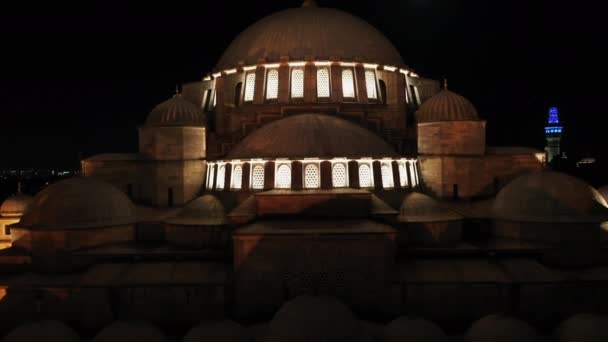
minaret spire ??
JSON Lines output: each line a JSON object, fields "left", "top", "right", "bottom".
{"left": 17, "top": 181, "right": 22, "bottom": 195}
{"left": 443, "top": 78, "right": 448, "bottom": 90}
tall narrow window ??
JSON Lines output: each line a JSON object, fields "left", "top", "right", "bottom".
{"left": 399, "top": 162, "right": 408, "bottom": 187}
{"left": 358, "top": 164, "right": 373, "bottom": 188}
{"left": 207, "top": 164, "right": 215, "bottom": 189}
{"left": 332, "top": 163, "right": 347, "bottom": 188}
{"left": 275, "top": 164, "right": 292, "bottom": 189}
{"left": 291, "top": 68, "right": 304, "bottom": 98}
{"left": 266, "top": 69, "right": 279, "bottom": 100}
{"left": 379, "top": 79, "right": 387, "bottom": 105}
{"left": 251, "top": 165, "right": 265, "bottom": 190}
{"left": 244, "top": 73, "right": 256, "bottom": 102}
{"left": 231, "top": 165, "right": 243, "bottom": 190}
{"left": 408, "top": 161, "right": 417, "bottom": 187}
{"left": 342, "top": 69, "right": 355, "bottom": 98}
{"left": 216, "top": 165, "right": 226, "bottom": 190}
{"left": 317, "top": 68, "right": 330, "bottom": 98}
{"left": 304, "top": 164, "right": 320, "bottom": 189}
{"left": 381, "top": 164, "right": 393, "bottom": 189}
{"left": 365, "top": 70, "right": 378, "bottom": 100}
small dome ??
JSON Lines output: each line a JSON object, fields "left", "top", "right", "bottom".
{"left": 183, "top": 320, "right": 250, "bottom": 342}
{"left": 398, "top": 193, "right": 463, "bottom": 222}
{"left": 385, "top": 317, "right": 449, "bottom": 342}
{"left": 164, "top": 195, "right": 227, "bottom": 225}
{"left": 267, "top": 295, "right": 366, "bottom": 342}
{"left": 464, "top": 314, "right": 540, "bottom": 342}
{"left": 598, "top": 185, "right": 608, "bottom": 203}
{"left": 227, "top": 114, "right": 398, "bottom": 159}
{"left": 18, "top": 178, "right": 137, "bottom": 230}
{"left": 493, "top": 171, "right": 608, "bottom": 223}
{"left": 0, "top": 194, "right": 32, "bottom": 217}
{"left": 2, "top": 320, "right": 80, "bottom": 342}
{"left": 92, "top": 321, "right": 165, "bottom": 342}
{"left": 554, "top": 313, "right": 608, "bottom": 342}
{"left": 145, "top": 94, "right": 205, "bottom": 127}
{"left": 417, "top": 90, "right": 479, "bottom": 123}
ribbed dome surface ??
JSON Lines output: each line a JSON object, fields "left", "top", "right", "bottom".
{"left": 493, "top": 171, "right": 608, "bottom": 223}
{"left": 226, "top": 114, "right": 398, "bottom": 159}
{"left": 417, "top": 90, "right": 479, "bottom": 123}
{"left": 216, "top": 4, "right": 404, "bottom": 70}
{"left": 2, "top": 320, "right": 80, "bottom": 342}
{"left": 398, "top": 193, "right": 463, "bottom": 222}
{"left": 145, "top": 94, "right": 205, "bottom": 127}
{"left": 164, "top": 195, "right": 227, "bottom": 226}
{"left": 554, "top": 313, "right": 608, "bottom": 342}
{"left": 385, "top": 317, "right": 449, "bottom": 342}
{"left": 464, "top": 314, "right": 541, "bottom": 342}
{"left": 0, "top": 194, "right": 32, "bottom": 217}
{"left": 183, "top": 320, "right": 250, "bottom": 342}
{"left": 17, "top": 178, "right": 137, "bottom": 230}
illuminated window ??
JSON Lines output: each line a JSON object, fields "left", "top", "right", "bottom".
{"left": 275, "top": 163, "right": 292, "bottom": 189}
{"left": 317, "top": 68, "right": 330, "bottom": 98}
{"left": 365, "top": 70, "right": 378, "bottom": 99}
{"left": 358, "top": 163, "right": 373, "bottom": 188}
{"left": 304, "top": 164, "right": 320, "bottom": 189}
{"left": 231, "top": 165, "right": 243, "bottom": 190}
{"left": 381, "top": 164, "right": 393, "bottom": 189}
{"left": 266, "top": 69, "right": 279, "bottom": 100}
{"left": 291, "top": 68, "right": 304, "bottom": 98}
{"left": 216, "top": 165, "right": 226, "bottom": 190}
{"left": 332, "top": 163, "right": 348, "bottom": 188}
{"left": 212, "top": 91, "right": 217, "bottom": 108}
{"left": 342, "top": 69, "right": 355, "bottom": 98}
{"left": 413, "top": 162, "right": 420, "bottom": 187}
{"left": 207, "top": 164, "right": 215, "bottom": 189}
{"left": 399, "top": 162, "right": 408, "bottom": 187}
{"left": 244, "top": 73, "right": 256, "bottom": 102}
{"left": 408, "top": 161, "right": 417, "bottom": 187}
{"left": 251, "top": 165, "right": 265, "bottom": 190}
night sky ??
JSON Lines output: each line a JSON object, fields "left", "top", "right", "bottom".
{"left": 0, "top": 0, "right": 601, "bottom": 170}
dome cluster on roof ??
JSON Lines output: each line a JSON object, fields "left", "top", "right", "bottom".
{"left": 398, "top": 192, "right": 463, "bottom": 222}
{"left": 216, "top": 2, "right": 404, "bottom": 70}
{"left": 417, "top": 89, "right": 479, "bottom": 123}
{"left": 183, "top": 320, "right": 249, "bottom": 342}
{"left": 493, "top": 171, "right": 608, "bottom": 223}
{"left": 18, "top": 178, "right": 137, "bottom": 230}
{"left": 0, "top": 194, "right": 32, "bottom": 218}
{"left": 91, "top": 321, "right": 165, "bottom": 342}
{"left": 385, "top": 317, "right": 449, "bottom": 342}
{"left": 554, "top": 313, "right": 608, "bottom": 342}
{"left": 164, "top": 195, "right": 227, "bottom": 226}
{"left": 145, "top": 94, "right": 205, "bottom": 127}
{"left": 227, "top": 113, "right": 398, "bottom": 159}
{"left": 2, "top": 320, "right": 80, "bottom": 342}
{"left": 464, "top": 314, "right": 541, "bottom": 342}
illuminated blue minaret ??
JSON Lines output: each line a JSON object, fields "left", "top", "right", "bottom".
{"left": 545, "top": 107, "right": 563, "bottom": 163}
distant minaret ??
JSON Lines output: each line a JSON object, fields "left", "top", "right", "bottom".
{"left": 545, "top": 107, "right": 563, "bottom": 163}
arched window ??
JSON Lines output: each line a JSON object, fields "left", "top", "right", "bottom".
{"left": 332, "top": 163, "right": 348, "bottom": 188}
{"left": 304, "top": 164, "right": 320, "bottom": 189}
{"left": 342, "top": 69, "right": 355, "bottom": 98}
{"left": 317, "top": 68, "right": 330, "bottom": 98}
{"left": 365, "top": 70, "right": 378, "bottom": 100}
{"left": 231, "top": 165, "right": 243, "bottom": 190}
{"left": 266, "top": 69, "right": 279, "bottom": 100}
{"left": 358, "top": 163, "right": 373, "bottom": 188}
{"left": 244, "top": 73, "right": 256, "bottom": 102}
{"left": 216, "top": 165, "right": 226, "bottom": 190}
{"left": 275, "top": 164, "right": 292, "bottom": 189}
{"left": 291, "top": 68, "right": 304, "bottom": 98}
{"left": 408, "top": 161, "right": 417, "bottom": 187}
{"left": 399, "top": 162, "right": 408, "bottom": 187}
{"left": 381, "top": 164, "right": 393, "bottom": 189}
{"left": 251, "top": 165, "right": 265, "bottom": 190}
{"left": 207, "top": 164, "right": 215, "bottom": 189}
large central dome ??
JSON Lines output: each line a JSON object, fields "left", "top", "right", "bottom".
{"left": 216, "top": 2, "right": 405, "bottom": 70}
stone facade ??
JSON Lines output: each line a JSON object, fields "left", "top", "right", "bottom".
{"left": 81, "top": 157, "right": 139, "bottom": 197}
{"left": 418, "top": 121, "right": 486, "bottom": 155}
{"left": 138, "top": 161, "right": 206, "bottom": 207}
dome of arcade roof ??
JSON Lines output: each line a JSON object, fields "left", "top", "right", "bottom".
{"left": 91, "top": 321, "right": 165, "bottom": 342}
{"left": 464, "top": 314, "right": 541, "bottom": 342}
{"left": 554, "top": 313, "right": 608, "bottom": 342}
{"left": 0, "top": 194, "right": 32, "bottom": 218}
{"left": 385, "top": 317, "right": 449, "bottom": 342}
{"left": 216, "top": 1, "right": 405, "bottom": 70}
{"left": 145, "top": 94, "right": 205, "bottom": 127}
{"left": 183, "top": 320, "right": 250, "bottom": 342}
{"left": 226, "top": 113, "right": 398, "bottom": 159}
{"left": 2, "top": 320, "right": 80, "bottom": 342}
{"left": 417, "top": 89, "right": 479, "bottom": 123}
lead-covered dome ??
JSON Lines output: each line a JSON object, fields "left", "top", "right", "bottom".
{"left": 18, "top": 178, "right": 137, "bottom": 230}
{"left": 2, "top": 320, "right": 80, "bottom": 342}
{"left": 0, "top": 194, "right": 32, "bottom": 217}
{"left": 493, "top": 171, "right": 608, "bottom": 223}
{"left": 464, "top": 314, "right": 541, "bottom": 342}
{"left": 417, "top": 90, "right": 479, "bottom": 123}
{"left": 226, "top": 114, "right": 398, "bottom": 159}
{"left": 216, "top": 2, "right": 404, "bottom": 70}
{"left": 385, "top": 317, "right": 449, "bottom": 342}
{"left": 145, "top": 94, "right": 205, "bottom": 127}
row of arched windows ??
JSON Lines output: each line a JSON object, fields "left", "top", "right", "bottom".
{"left": 206, "top": 159, "right": 419, "bottom": 192}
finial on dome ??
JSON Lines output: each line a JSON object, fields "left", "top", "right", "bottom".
{"left": 17, "top": 181, "right": 22, "bottom": 194}
{"left": 302, "top": 0, "right": 317, "bottom": 7}
{"left": 443, "top": 78, "right": 448, "bottom": 90}
{"left": 175, "top": 84, "right": 181, "bottom": 95}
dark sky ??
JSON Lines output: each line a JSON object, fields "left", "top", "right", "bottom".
{"left": 0, "top": 0, "right": 601, "bottom": 169}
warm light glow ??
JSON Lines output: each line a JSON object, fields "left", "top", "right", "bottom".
{"left": 251, "top": 165, "right": 265, "bottom": 190}
{"left": 304, "top": 164, "right": 320, "bottom": 189}
{"left": 314, "top": 61, "right": 332, "bottom": 66}
{"left": 203, "top": 76, "right": 212, "bottom": 81}
{"left": 244, "top": 73, "right": 256, "bottom": 102}
{"left": 275, "top": 163, "right": 292, "bottom": 189}
{"left": 288, "top": 61, "right": 307, "bottom": 67}
{"left": 216, "top": 164, "right": 226, "bottom": 190}
{"left": 212, "top": 72, "right": 222, "bottom": 78}
{"left": 358, "top": 163, "right": 373, "bottom": 188}
{"left": 365, "top": 70, "right": 378, "bottom": 99}
{"left": 225, "top": 69, "right": 237, "bottom": 75}
{"left": 265, "top": 63, "right": 281, "bottom": 69}
{"left": 383, "top": 66, "right": 397, "bottom": 72}
{"left": 332, "top": 163, "right": 348, "bottom": 188}
{"left": 410, "top": 72, "right": 419, "bottom": 77}
{"left": 381, "top": 164, "right": 394, "bottom": 189}
{"left": 208, "top": 164, "right": 216, "bottom": 189}
{"left": 0, "top": 287, "right": 6, "bottom": 302}
{"left": 342, "top": 69, "right": 355, "bottom": 98}
{"left": 399, "top": 162, "right": 408, "bottom": 187}
{"left": 243, "top": 65, "right": 257, "bottom": 71}
{"left": 363, "top": 63, "right": 379, "bottom": 69}
{"left": 231, "top": 165, "right": 243, "bottom": 190}
{"left": 317, "top": 68, "right": 331, "bottom": 98}
{"left": 340, "top": 62, "right": 356, "bottom": 67}
{"left": 399, "top": 69, "right": 409, "bottom": 75}
{"left": 266, "top": 69, "right": 279, "bottom": 100}
{"left": 291, "top": 68, "right": 305, "bottom": 98}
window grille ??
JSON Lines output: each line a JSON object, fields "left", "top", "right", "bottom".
{"left": 276, "top": 164, "right": 292, "bottom": 189}
{"left": 317, "top": 68, "right": 330, "bottom": 98}
{"left": 232, "top": 165, "right": 243, "bottom": 190}
{"left": 266, "top": 69, "right": 279, "bottom": 100}
{"left": 291, "top": 68, "right": 304, "bottom": 98}
{"left": 216, "top": 165, "right": 226, "bottom": 190}
{"left": 244, "top": 73, "right": 256, "bottom": 102}
{"left": 332, "top": 163, "right": 347, "bottom": 188}
{"left": 358, "top": 164, "right": 372, "bottom": 188}
{"left": 365, "top": 70, "right": 378, "bottom": 99}
{"left": 342, "top": 69, "right": 355, "bottom": 98}
{"left": 251, "top": 165, "right": 265, "bottom": 190}
{"left": 304, "top": 164, "right": 320, "bottom": 189}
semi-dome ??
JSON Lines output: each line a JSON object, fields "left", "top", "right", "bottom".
{"left": 91, "top": 321, "right": 165, "bottom": 342}
{"left": 2, "top": 320, "right": 80, "bottom": 342}
{"left": 464, "top": 314, "right": 541, "bottom": 342}
{"left": 145, "top": 94, "right": 205, "bottom": 127}
{"left": 216, "top": 2, "right": 404, "bottom": 70}
{"left": 226, "top": 113, "right": 398, "bottom": 159}
{"left": 164, "top": 195, "right": 227, "bottom": 225}
{"left": 554, "top": 313, "right": 608, "bottom": 342}
{"left": 385, "top": 317, "right": 449, "bottom": 342}
{"left": 183, "top": 320, "right": 250, "bottom": 342}
{"left": 398, "top": 193, "right": 463, "bottom": 222}
{"left": 0, "top": 194, "right": 32, "bottom": 217}
{"left": 417, "top": 89, "right": 479, "bottom": 123}
{"left": 493, "top": 171, "right": 608, "bottom": 223}
{"left": 18, "top": 178, "right": 137, "bottom": 230}
{"left": 266, "top": 295, "right": 366, "bottom": 342}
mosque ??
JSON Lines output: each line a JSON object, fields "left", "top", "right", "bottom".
{"left": 1, "top": 1, "right": 608, "bottom": 341}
